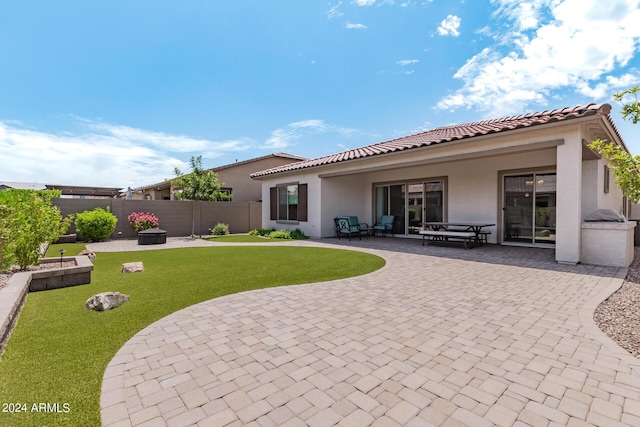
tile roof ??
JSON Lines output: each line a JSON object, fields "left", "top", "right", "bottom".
{"left": 251, "top": 103, "right": 621, "bottom": 178}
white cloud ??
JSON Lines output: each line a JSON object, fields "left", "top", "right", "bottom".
{"left": 0, "top": 119, "right": 252, "bottom": 188}
{"left": 576, "top": 72, "right": 640, "bottom": 98}
{"left": 327, "top": 2, "right": 343, "bottom": 19}
{"left": 397, "top": 59, "right": 419, "bottom": 66}
{"left": 491, "top": 0, "right": 551, "bottom": 31}
{"left": 345, "top": 21, "right": 368, "bottom": 29}
{"left": 438, "top": 0, "right": 640, "bottom": 115}
{"left": 263, "top": 120, "right": 360, "bottom": 149}
{"left": 353, "top": 0, "right": 376, "bottom": 5}
{"left": 289, "top": 119, "right": 329, "bottom": 131}
{"left": 437, "top": 15, "right": 461, "bottom": 37}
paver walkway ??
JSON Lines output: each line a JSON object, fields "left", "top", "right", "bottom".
{"left": 98, "top": 238, "right": 640, "bottom": 426}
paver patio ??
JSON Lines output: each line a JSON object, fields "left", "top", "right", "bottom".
{"left": 98, "top": 238, "right": 640, "bottom": 426}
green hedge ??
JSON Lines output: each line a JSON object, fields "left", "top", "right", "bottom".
{"left": 75, "top": 207, "right": 118, "bottom": 242}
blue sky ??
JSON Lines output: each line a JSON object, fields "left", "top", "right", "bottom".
{"left": 1, "top": 0, "right": 640, "bottom": 188}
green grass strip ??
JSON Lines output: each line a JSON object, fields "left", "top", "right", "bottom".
{"left": 203, "top": 235, "right": 280, "bottom": 243}
{"left": 44, "top": 243, "right": 87, "bottom": 257}
{"left": 0, "top": 245, "right": 384, "bottom": 426}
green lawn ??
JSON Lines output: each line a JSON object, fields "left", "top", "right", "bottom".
{"left": 0, "top": 245, "right": 384, "bottom": 426}
{"left": 204, "top": 234, "right": 280, "bottom": 243}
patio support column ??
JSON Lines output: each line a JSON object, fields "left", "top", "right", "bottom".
{"left": 555, "top": 131, "right": 583, "bottom": 264}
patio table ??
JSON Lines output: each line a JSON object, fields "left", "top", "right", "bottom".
{"left": 423, "top": 222, "right": 495, "bottom": 247}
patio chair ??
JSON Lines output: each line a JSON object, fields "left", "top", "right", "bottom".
{"left": 372, "top": 215, "right": 394, "bottom": 237}
{"left": 334, "top": 216, "right": 369, "bottom": 240}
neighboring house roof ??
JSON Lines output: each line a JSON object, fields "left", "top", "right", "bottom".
{"left": 45, "top": 184, "right": 122, "bottom": 197}
{"left": 0, "top": 182, "right": 121, "bottom": 197}
{"left": 0, "top": 181, "right": 48, "bottom": 190}
{"left": 213, "top": 152, "right": 307, "bottom": 172}
{"left": 250, "top": 103, "right": 624, "bottom": 178}
{"left": 134, "top": 152, "right": 308, "bottom": 191}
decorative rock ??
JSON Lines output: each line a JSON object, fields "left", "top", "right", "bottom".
{"left": 78, "top": 249, "right": 96, "bottom": 260}
{"left": 122, "top": 262, "right": 143, "bottom": 273}
{"left": 85, "top": 292, "right": 129, "bottom": 311}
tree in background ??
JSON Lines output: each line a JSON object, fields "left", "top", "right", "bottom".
{"left": 172, "top": 155, "right": 231, "bottom": 202}
{"left": 172, "top": 155, "right": 231, "bottom": 236}
{"left": 588, "top": 85, "right": 640, "bottom": 203}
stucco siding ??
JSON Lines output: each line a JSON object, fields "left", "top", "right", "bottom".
{"left": 320, "top": 175, "right": 368, "bottom": 237}
{"left": 218, "top": 157, "right": 304, "bottom": 202}
{"left": 261, "top": 172, "right": 323, "bottom": 236}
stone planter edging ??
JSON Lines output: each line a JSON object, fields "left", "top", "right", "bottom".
{"left": 29, "top": 256, "right": 94, "bottom": 292}
{"left": 0, "top": 256, "right": 93, "bottom": 355}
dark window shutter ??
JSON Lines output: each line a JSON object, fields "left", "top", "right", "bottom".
{"left": 298, "top": 183, "right": 308, "bottom": 222}
{"left": 270, "top": 187, "right": 277, "bottom": 220}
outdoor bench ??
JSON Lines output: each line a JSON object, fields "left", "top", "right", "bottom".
{"left": 419, "top": 230, "right": 476, "bottom": 249}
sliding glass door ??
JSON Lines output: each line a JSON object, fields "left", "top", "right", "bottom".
{"left": 375, "top": 180, "right": 444, "bottom": 236}
{"left": 503, "top": 173, "right": 556, "bottom": 245}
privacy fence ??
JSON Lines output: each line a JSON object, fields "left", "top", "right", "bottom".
{"left": 52, "top": 199, "right": 262, "bottom": 239}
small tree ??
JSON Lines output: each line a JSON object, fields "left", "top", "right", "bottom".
{"left": 588, "top": 85, "right": 640, "bottom": 203}
{"left": 172, "top": 156, "right": 231, "bottom": 202}
{"left": 172, "top": 155, "right": 231, "bottom": 236}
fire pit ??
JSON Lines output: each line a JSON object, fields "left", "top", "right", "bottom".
{"left": 137, "top": 229, "right": 167, "bottom": 245}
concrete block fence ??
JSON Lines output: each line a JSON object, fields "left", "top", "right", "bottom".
{"left": 52, "top": 199, "right": 262, "bottom": 240}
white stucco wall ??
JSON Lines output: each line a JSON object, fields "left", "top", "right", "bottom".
{"left": 555, "top": 131, "right": 583, "bottom": 264}
{"left": 597, "top": 159, "right": 626, "bottom": 214}
{"left": 320, "top": 174, "right": 369, "bottom": 237}
{"left": 581, "top": 222, "right": 635, "bottom": 267}
{"left": 581, "top": 159, "right": 599, "bottom": 220}
{"left": 259, "top": 172, "right": 323, "bottom": 237}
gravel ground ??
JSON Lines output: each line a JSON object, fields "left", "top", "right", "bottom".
{"left": 594, "top": 247, "right": 640, "bottom": 358}
{"left": 0, "top": 260, "right": 75, "bottom": 290}
{"left": 0, "top": 251, "right": 638, "bottom": 359}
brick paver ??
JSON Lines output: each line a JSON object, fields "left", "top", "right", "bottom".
{"left": 99, "top": 237, "right": 640, "bottom": 426}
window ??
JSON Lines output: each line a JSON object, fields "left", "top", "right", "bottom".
{"left": 604, "top": 165, "right": 610, "bottom": 194}
{"left": 374, "top": 180, "right": 444, "bottom": 235}
{"left": 270, "top": 183, "right": 307, "bottom": 222}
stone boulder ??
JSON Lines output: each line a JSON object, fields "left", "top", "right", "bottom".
{"left": 85, "top": 292, "right": 129, "bottom": 311}
{"left": 122, "top": 262, "right": 143, "bottom": 273}
{"left": 78, "top": 249, "right": 96, "bottom": 260}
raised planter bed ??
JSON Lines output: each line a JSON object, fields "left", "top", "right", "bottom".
{"left": 0, "top": 256, "right": 93, "bottom": 355}
{"left": 29, "top": 256, "right": 94, "bottom": 292}
{"left": 138, "top": 229, "right": 167, "bottom": 245}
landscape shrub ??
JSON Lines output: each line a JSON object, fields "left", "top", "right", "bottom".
{"left": 248, "top": 228, "right": 275, "bottom": 237}
{"left": 269, "top": 230, "right": 292, "bottom": 239}
{"left": 128, "top": 212, "right": 159, "bottom": 234}
{"left": 0, "top": 189, "right": 71, "bottom": 270}
{"left": 75, "top": 207, "right": 117, "bottom": 242}
{"left": 211, "top": 223, "right": 230, "bottom": 236}
{"left": 248, "top": 228, "right": 306, "bottom": 240}
{"left": 290, "top": 228, "right": 308, "bottom": 240}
